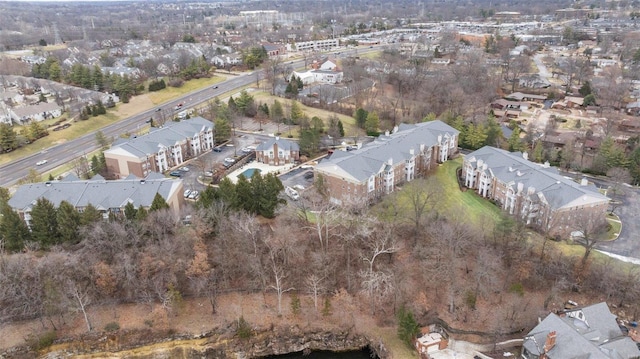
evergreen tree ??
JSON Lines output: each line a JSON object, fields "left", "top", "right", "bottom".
{"left": 124, "top": 202, "right": 137, "bottom": 220}
{"left": 27, "top": 121, "right": 48, "bottom": 141}
{"left": 259, "top": 173, "right": 285, "bottom": 218}
{"left": 249, "top": 171, "right": 265, "bottom": 214}
{"left": 508, "top": 127, "right": 526, "bottom": 152}
{"left": 484, "top": 115, "right": 503, "bottom": 147}
{"left": 81, "top": 203, "right": 103, "bottom": 225}
{"left": 338, "top": 120, "right": 345, "bottom": 137}
{"left": 299, "top": 128, "right": 321, "bottom": 156}
{"left": 0, "top": 123, "right": 18, "bottom": 152}
{"left": 464, "top": 123, "right": 488, "bottom": 150}
{"left": 235, "top": 175, "right": 253, "bottom": 212}
{"left": 228, "top": 96, "right": 238, "bottom": 114}
{"left": 579, "top": 81, "right": 593, "bottom": 97}
{"left": 30, "top": 198, "right": 60, "bottom": 247}
{"left": 365, "top": 111, "right": 380, "bottom": 135}
{"left": 235, "top": 90, "right": 255, "bottom": 116}
{"left": 311, "top": 116, "right": 324, "bottom": 133}
{"left": 136, "top": 206, "right": 148, "bottom": 221}
{"left": 149, "top": 193, "right": 169, "bottom": 211}
{"left": 354, "top": 108, "right": 368, "bottom": 129}
{"left": 0, "top": 205, "right": 30, "bottom": 252}
{"left": 217, "top": 177, "right": 238, "bottom": 208}
{"left": 214, "top": 118, "right": 232, "bottom": 143}
{"left": 397, "top": 306, "right": 420, "bottom": 348}
{"left": 195, "top": 187, "right": 218, "bottom": 209}
{"left": 532, "top": 141, "right": 545, "bottom": 163}
{"left": 57, "top": 201, "right": 81, "bottom": 244}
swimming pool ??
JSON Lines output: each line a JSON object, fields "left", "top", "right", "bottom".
{"left": 240, "top": 168, "right": 262, "bottom": 178}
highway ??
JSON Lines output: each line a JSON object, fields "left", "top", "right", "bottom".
{"left": 0, "top": 46, "right": 377, "bottom": 187}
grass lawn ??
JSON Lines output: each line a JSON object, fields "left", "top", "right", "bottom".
{"left": 0, "top": 112, "right": 122, "bottom": 165}
{"left": 434, "top": 158, "right": 505, "bottom": 226}
{"left": 147, "top": 77, "right": 224, "bottom": 105}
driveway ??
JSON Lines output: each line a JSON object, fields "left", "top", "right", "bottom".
{"left": 596, "top": 187, "right": 640, "bottom": 259}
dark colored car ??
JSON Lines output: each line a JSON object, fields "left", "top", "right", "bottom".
{"left": 304, "top": 171, "right": 314, "bottom": 180}
{"left": 169, "top": 171, "right": 182, "bottom": 177}
{"left": 213, "top": 147, "right": 223, "bottom": 152}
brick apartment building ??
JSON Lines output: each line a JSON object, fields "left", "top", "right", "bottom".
{"left": 255, "top": 137, "right": 300, "bottom": 166}
{"left": 463, "top": 146, "right": 609, "bottom": 238}
{"left": 314, "top": 120, "right": 459, "bottom": 205}
{"left": 104, "top": 117, "right": 214, "bottom": 178}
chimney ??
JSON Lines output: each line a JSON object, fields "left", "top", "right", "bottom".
{"left": 523, "top": 152, "right": 529, "bottom": 160}
{"left": 580, "top": 178, "right": 588, "bottom": 186}
{"left": 543, "top": 331, "right": 557, "bottom": 353}
{"left": 385, "top": 130, "right": 390, "bottom": 136}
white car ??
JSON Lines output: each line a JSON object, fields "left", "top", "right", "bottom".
{"left": 178, "top": 166, "right": 189, "bottom": 172}
{"left": 188, "top": 190, "right": 199, "bottom": 199}
{"left": 183, "top": 189, "right": 192, "bottom": 198}
{"left": 224, "top": 158, "right": 236, "bottom": 164}
{"left": 36, "top": 160, "right": 48, "bottom": 166}
{"left": 204, "top": 171, "right": 214, "bottom": 177}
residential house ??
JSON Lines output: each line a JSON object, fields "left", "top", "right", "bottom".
{"left": 522, "top": 302, "right": 640, "bottom": 359}
{"left": 491, "top": 99, "right": 528, "bottom": 111}
{"left": 626, "top": 101, "right": 640, "bottom": 116}
{"left": 462, "top": 146, "right": 609, "bottom": 238}
{"left": 415, "top": 332, "right": 449, "bottom": 358}
{"left": 10, "top": 102, "right": 63, "bottom": 124}
{"left": 104, "top": 117, "right": 214, "bottom": 178}
{"left": 255, "top": 137, "right": 300, "bottom": 166}
{"left": 506, "top": 92, "right": 547, "bottom": 103}
{"left": 7, "top": 173, "right": 184, "bottom": 225}
{"left": 552, "top": 96, "right": 584, "bottom": 109}
{"left": 290, "top": 68, "right": 344, "bottom": 85}
{"left": 262, "top": 43, "right": 286, "bottom": 58}
{"left": 518, "top": 74, "right": 552, "bottom": 89}
{"left": 315, "top": 120, "right": 459, "bottom": 205}
{"left": 101, "top": 66, "right": 142, "bottom": 79}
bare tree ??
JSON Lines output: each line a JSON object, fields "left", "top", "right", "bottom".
{"left": 305, "top": 274, "right": 325, "bottom": 313}
{"left": 269, "top": 252, "right": 293, "bottom": 316}
{"left": 400, "top": 177, "right": 441, "bottom": 235}
{"left": 65, "top": 279, "right": 93, "bottom": 331}
{"left": 606, "top": 167, "right": 631, "bottom": 215}
{"left": 572, "top": 210, "right": 609, "bottom": 272}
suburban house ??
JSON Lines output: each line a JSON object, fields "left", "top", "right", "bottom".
{"left": 315, "top": 120, "right": 459, "bottom": 205}
{"left": 522, "top": 302, "right": 640, "bottom": 359}
{"left": 10, "top": 102, "right": 63, "bottom": 124}
{"left": 552, "top": 96, "right": 585, "bottom": 109}
{"left": 262, "top": 43, "right": 286, "bottom": 57}
{"left": 104, "top": 117, "right": 214, "bottom": 178}
{"left": 462, "top": 146, "right": 609, "bottom": 238}
{"left": 415, "top": 331, "right": 449, "bottom": 358}
{"left": 7, "top": 173, "right": 184, "bottom": 225}
{"left": 255, "top": 137, "right": 300, "bottom": 166}
{"left": 290, "top": 61, "right": 344, "bottom": 85}
{"left": 505, "top": 92, "right": 547, "bottom": 103}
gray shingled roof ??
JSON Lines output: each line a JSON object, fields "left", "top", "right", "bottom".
{"left": 523, "top": 302, "right": 640, "bottom": 359}
{"left": 256, "top": 137, "right": 300, "bottom": 152}
{"left": 106, "top": 117, "right": 214, "bottom": 158}
{"left": 316, "top": 120, "right": 458, "bottom": 182}
{"left": 8, "top": 175, "right": 181, "bottom": 211}
{"left": 466, "top": 146, "right": 608, "bottom": 210}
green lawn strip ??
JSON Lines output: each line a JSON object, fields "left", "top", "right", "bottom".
{"left": 434, "top": 158, "right": 505, "bottom": 226}
{"left": 147, "top": 77, "right": 223, "bottom": 105}
{"left": 0, "top": 113, "right": 121, "bottom": 165}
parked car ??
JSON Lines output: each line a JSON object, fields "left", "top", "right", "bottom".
{"left": 293, "top": 184, "right": 305, "bottom": 191}
{"left": 36, "top": 160, "right": 48, "bottom": 166}
{"left": 224, "top": 158, "right": 236, "bottom": 164}
{"left": 285, "top": 186, "right": 300, "bottom": 200}
{"left": 241, "top": 147, "right": 252, "bottom": 153}
{"left": 213, "top": 147, "right": 223, "bottom": 152}
{"left": 169, "top": 171, "right": 182, "bottom": 177}
{"left": 204, "top": 171, "right": 214, "bottom": 177}
{"left": 188, "top": 190, "right": 199, "bottom": 199}
{"left": 178, "top": 166, "right": 189, "bottom": 172}
{"left": 183, "top": 189, "right": 192, "bottom": 198}
{"left": 304, "top": 171, "right": 314, "bottom": 180}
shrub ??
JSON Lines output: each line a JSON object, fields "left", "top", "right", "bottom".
{"left": 290, "top": 292, "right": 301, "bottom": 316}
{"left": 509, "top": 282, "right": 525, "bottom": 296}
{"left": 26, "top": 330, "right": 57, "bottom": 351}
{"left": 104, "top": 322, "right": 120, "bottom": 332}
{"left": 236, "top": 316, "right": 252, "bottom": 339}
{"left": 322, "top": 297, "right": 332, "bottom": 317}
{"left": 168, "top": 78, "right": 184, "bottom": 88}
{"left": 397, "top": 306, "right": 420, "bottom": 348}
{"left": 148, "top": 79, "right": 167, "bottom": 92}
{"left": 464, "top": 290, "right": 477, "bottom": 310}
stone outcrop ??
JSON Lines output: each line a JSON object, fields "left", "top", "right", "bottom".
{"left": 9, "top": 325, "right": 386, "bottom": 359}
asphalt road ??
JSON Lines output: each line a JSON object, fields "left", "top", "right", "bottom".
{"left": 0, "top": 46, "right": 377, "bottom": 187}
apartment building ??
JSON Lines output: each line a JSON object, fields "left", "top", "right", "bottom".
{"left": 7, "top": 173, "right": 184, "bottom": 225}
{"left": 104, "top": 117, "right": 214, "bottom": 178}
{"left": 315, "top": 120, "right": 459, "bottom": 205}
{"left": 463, "top": 146, "right": 609, "bottom": 238}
